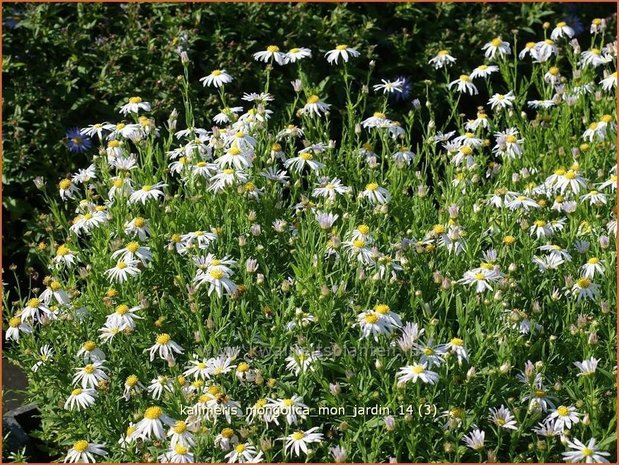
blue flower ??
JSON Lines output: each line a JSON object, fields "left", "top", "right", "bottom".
{"left": 66, "top": 128, "right": 92, "bottom": 153}
{"left": 390, "top": 76, "right": 413, "bottom": 103}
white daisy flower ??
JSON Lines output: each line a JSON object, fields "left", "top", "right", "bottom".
{"left": 325, "top": 44, "right": 360, "bottom": 64}
{"left": 253, "top": 45, "right": 287, "bottom": 65}
{"left": 65, "top": 440, "right": 107, "bottom": 463}
{"left": 574, "top": 357, "right": 599, "bottom": 377}
{"left": 397, "top": 363, "right": 439, "bottom": 385}
{"left": 562, "top": 438, "right": 610, "bottom": 463}
{"left": 159, "top": 444, "right": 194, "bottom": 464}
{"left": 64, "top": 388, "right": 97, "bottom": 411}
{"left": 200, "top": 69, "right": 233, "bottom": 88}
{"left": 105, "top": 259, "right": 141, "bottom": 284}
{"left": 488, "top": 90, "right": 516, "bottom": 110}
{"left": 73, "top": 361, "right": 108, "bottom": 389}
{"left": 300, "top": 94, "right": 331, "bottom": 118}
{"left": 428, "top": 49, "right": 456, "bottom": 69}
{"left": 147, "top": 333, "right": 184, "bottom": 362}
{"left": 119, "top": 96, "right": 151, "bottom": 115}
{"left": 283, "top": 427, "right": 323, "bottom": 457}
{"left": 129, "top": 182, "right": 166, "bottom": 204}
{"left": 551, "top": 21, "right": 575, "bottom": 40}
{"left": 488, "top": 405, "right": 518, "bottom": 430}
{"left": 463, "top": 428, "right": 485, "bottom": 451}
{"left": 225, "top": 443, "right": 264, "bottom": 463}
{"left": 547, "top": 405, "right": 580, "bottom": 431}
{"left": 482, "top": 37, "right": 511, "bottom": 60}
{"left": 448, "top": 74, "right": 478, "bottom": 95}
{"left": 134, "top": 406, "right": 175, "bottom": 441}
{"left": 286, "top": 47, "right": 312, "bottom": 62}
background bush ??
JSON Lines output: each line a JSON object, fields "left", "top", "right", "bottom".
{"left": 2, "top": 1, "right": 616, "bottom": 296}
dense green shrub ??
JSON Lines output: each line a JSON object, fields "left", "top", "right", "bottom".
{"left": 2, "top": 2, "right": 615, "bottom": 290}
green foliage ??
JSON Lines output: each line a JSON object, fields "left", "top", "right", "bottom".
{"left": 4, "top": 2, "right": 615, "bottom": 277}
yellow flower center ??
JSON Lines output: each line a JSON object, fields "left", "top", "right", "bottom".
{"left": 113, "top": 178, "right": 124, "bottom": 188}
{"left": 126, "top": 375, "right": 139, "bottom": 386}
{"left": 450, "top": 337, "right": 464, "bottom": 346}
{"left": 307, "top": 95, "right": 320, "bottom": 104}
{"left": 173, "top": 421, "right": 187, "bottom": 434}
{"left": 175, "top": 444, "right": 188, "bottom": 455}
{"left": 27, "top": 298, "right": 41, "bottom": 308}
{"left": 9, "top": 317, "right": 21, "bottom": 328}
{"left": 134, "top": 217, "right": 145, "bottom": 227}
{"left": 210, "top": 269, "right": 224, "bottom": 280}
{"left": 223, "top": 168, "right": 234, "bottom": 175}
{"left": 557, "top": 21, "right": 566, "bottom": 28}
{"left": 289, "top": 48, "right": 301, "bottom": 53}
{"left": 577, "top": 278, "right": 591, "bottom": 288}
{"left": 144, "top": 406, "right": 162, "bottom": 420}
{"left": 352, "top": 239, "right": 365, "bottom": 249}
{"left": 335, "top": 44, "right": 348, "bottom": 51}
{"left": 57, "top": 245, "right": 70, "bottom": 256}
{"left": 374, "top": 304, "right": 390, "bottom": 314}
{"left": 282, "top": 398, "right": 294, "bottom": 407}
{"left": 235, "top": 444, "right": 246, "bottom": 453}
{"left": 588, "top": 257, "right": 599, "bottom": 264}
{"left": 116, "top": 304, "right": 129, "bottom": 315}
{"left": 108, "top": 140, "right": 121, "bottom": 148}
{"left": 222, "top": 428, "right": 235, "bottom": 438}
{"left": 266, "top": 45, "right": 280, "bottom": 53}
{"left": 412, "top": 365, "right": 425, "bottom": 375}
{"left": 129, "top": 96, "right": 142, "bottom": 104}
{"left": 366, "top": 182, "right": 379, "bottom": 191}
{"left": 116, "top": 261, "right": 127, "bottom": 270}
{"left": 237, "top": 362, "right": 250, "bottom": 372}
{"left": 73, "top": 440, "right": 89, "bottom": 453}
{"left": 556, "top": 406, "right": 569, "bottom": 417}
{"left": 474, "top": 273, "right": 485, "bottom": 281}
{"left": 582, "top": 448, "right": 593, "bottom": 457}
{"left": 291, "top": 431, "right": 305, "bottom": 440}
{"left": 83, "top": 341, "right": 96, "bottom": 351}
{"left": 491, "top": 38, "right": 503, "bottom": 47}
{"left": 506, "top": 135, "right": 517, "bottom": 143}
{"left": 300, "top": 152, "right": 313, "bottom": 161}
{"left": 272, "top": 143, "right": 282, "bottom": 151}
{"left": 156, "top": 334, "right": 171, "bottom": 345}
{"left": 71, "top": 388, "right": 82, "bottom": 396}
{"left": 459, "top": 74, "right": 470, "bottom": 82}
{"left": 364, "top": 313, "right": 379, "bottom": 324}
{"left": 373, "top": 112, "right": 386, "bottom": 118}
{"left": 84, "top": 364, "right": 95, "bottom": 374}
{"left": 461, "top": 146, "right": 473, "bottom": 155}
{"left": 142, "top": 185, "right": 152, "bottom": 192}
{"left": 59, "top": 179, "right": 72, "bottom": 190}
{"left": 503, "top": 235, "right": 516, "bottom": 245}
{"left": 211, "top": 69, "right": 222, "bottom": 76}
{"left": 535, "top": 389, "right": 546, "bottom": 398}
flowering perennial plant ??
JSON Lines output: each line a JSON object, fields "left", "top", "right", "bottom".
{"left": 4, "top": 18, "right": 617, "bottom": 463}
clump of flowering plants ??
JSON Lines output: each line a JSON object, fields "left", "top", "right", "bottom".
{"left": 3, "top": 18, "right": 617, "bottom": 464}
